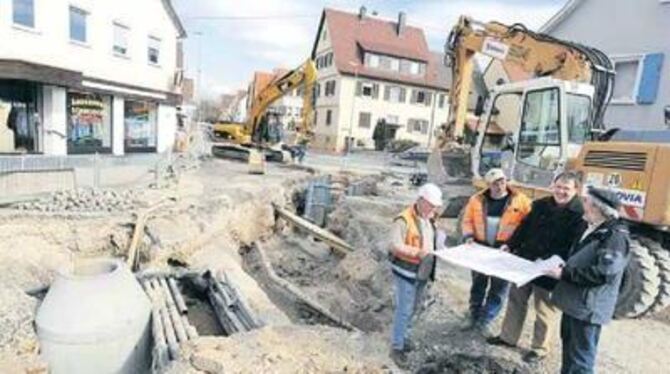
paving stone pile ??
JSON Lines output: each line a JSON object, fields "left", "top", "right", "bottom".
{"left": 15, "top": 188, "right": 138, "bottom": 213}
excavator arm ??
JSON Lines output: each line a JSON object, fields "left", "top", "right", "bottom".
{"left": 247, "top": 59, "right": 317, "bottom": 143}
{"left": 439, "top": 16, "right": 614, "bottom": 148}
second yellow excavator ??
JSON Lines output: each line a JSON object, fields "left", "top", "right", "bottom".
{"left": 211, "top": 59, "right": 317, "bottom": 165}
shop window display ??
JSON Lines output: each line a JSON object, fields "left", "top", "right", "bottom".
{"left": 0, "top": 80, "right": 40, "bottom": 153}
{"left": 124, "top": 100, "right": 157, "bottom": 152}
{"left": 67, "top": 92, "right": 112, "bottom": 153}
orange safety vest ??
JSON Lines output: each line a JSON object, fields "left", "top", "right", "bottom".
{"left": 461, "top": 188, "right": 531, "bottom": 245}
{"left": 392, "top": 205, "right": 425, "bottom": 266}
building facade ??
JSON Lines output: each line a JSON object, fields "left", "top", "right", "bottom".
{"left": 540, "top": 0, "right": 668, "bottom": 130}
{"left": 310, "top": 8, "right": 450, "bottom": 152}
{"left": 0, "top": 0, "right": 186, "bottom": 156}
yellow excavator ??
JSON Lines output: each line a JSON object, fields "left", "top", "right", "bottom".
{"left": 211, "top": 59, "right": 317, "bottom": 168}
{"left": 435, "top": 16, "right": 670, "bottom": 318}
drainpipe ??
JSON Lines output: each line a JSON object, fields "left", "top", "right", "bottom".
{"left": 427, "top": 89, "right": 438, "bottom": 148}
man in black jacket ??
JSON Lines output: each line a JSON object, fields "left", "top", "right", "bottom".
{"left": 487, "top": 172, "right": 587, "bottom": 364}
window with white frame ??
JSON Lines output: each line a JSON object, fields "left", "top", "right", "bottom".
{"left": 361, "top": 83, "right": 373, "bottom": 97}
{"left": 410, "top": 61, "right": 420, "bottom": 75}
{"left": 407, "top": 118, "right": 428, "bottom": 134}
{"left": 113, "top": 23, "right": 130, "bottom": 56}
{"left": 69, "top": 6, "right": 88, "bottom": 43}
{"left": 148, "top": 36, "right": 161, "bottom": 65}
{"left": 366, "top": 53, "right": 380, "bottom": 68}
{"left": 324, "top": 80, "right": 336, "bottom": 96}
{"left": 13, "top": 0, "right": 34, "bottom": 28}
{"left": 438, "top": 94, "right": 446, "bottom": 108}
{"left": 611, "top": 55, "right": 643, "bottom": 104}
{"left": 385, "top": 86, "right": 405, "bottom": 103}
{"left": 358, "top": 112, "right": 372, "bottom": 128}
{"left": 326, "top": 109, "right": 333, "bottom": 126}
{"left": 390, "top": 58, "right": 400, "bottom": 72}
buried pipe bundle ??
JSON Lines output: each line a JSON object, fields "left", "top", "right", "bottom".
{"left": 141, "top": 275, "right": 198, "bottom": 373}
{"left": 205, "top": 270, "right": 263, "bottom": 335}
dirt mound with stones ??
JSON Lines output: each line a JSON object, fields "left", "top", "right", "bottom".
{"left": 13, "top": 188, "right": 140, "bottom": 213}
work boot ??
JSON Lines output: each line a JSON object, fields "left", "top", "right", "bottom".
{"left": 390, "top": 349, "right": 410, "bottom": 370}
{"left": 404, "top": 338, "right": 416, "bottom": 352}
{"left": 486, "top": 336, "right": 516, "bottom": 348}
{"left": 523, "top": 351, "right": 546, "bottom": 364}
{"left": 460, "top": 317, "right": 477, "bottom": 331}
{"left": 474, "top": 321, "right": 494, "bottom": 338}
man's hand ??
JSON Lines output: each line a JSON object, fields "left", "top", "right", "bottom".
{"left": 544, "top": 266, "right": 563, "bottom": 280}
{"left": 500, "top": 244, "right": 510, "bottom": 252}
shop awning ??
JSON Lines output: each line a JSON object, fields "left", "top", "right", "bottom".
{"left": 0, "top": 59, "right": 82, "bottom": 87}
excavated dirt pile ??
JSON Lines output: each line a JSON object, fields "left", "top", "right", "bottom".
{"left": 169, "top": 325, "right": 392, "bottom": 374}
{"left": 260, "top": 176, "right": 418, "bottom": 332}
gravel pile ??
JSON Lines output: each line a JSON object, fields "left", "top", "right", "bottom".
{"left": 15, "top": 188, "right": 138, "bottom": 213}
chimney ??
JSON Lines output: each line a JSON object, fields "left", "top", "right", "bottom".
{"left": 397, "top": 11, "right": 406, "bottom": 35}
{"left": 359, "top": 6, "right": 367, "bottom": 20}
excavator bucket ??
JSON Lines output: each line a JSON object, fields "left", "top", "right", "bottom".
{"left": 427, "top": 148, "right": 448, "bottom": 185}
{"left": 248, "top": 149, "right": 266, "bottom": 174}
{"left": 427, "top": 146, "right": 472, "bottom": 184}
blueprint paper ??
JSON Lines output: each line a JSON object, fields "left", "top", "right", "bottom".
{"left": 433, "top": 243, "right": 565, "bottom": 286}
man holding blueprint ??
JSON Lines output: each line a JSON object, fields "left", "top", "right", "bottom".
{"left": 459, "top": 169, "right": 531, "bottom": 335}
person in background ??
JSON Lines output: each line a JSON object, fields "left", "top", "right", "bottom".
{"left": 487, "top": 171, "right": 587, "bottom": 364}
{"left": 388, "top": 183, "right": 443, "bottom": 369}
{"left": 461, "top": 168, "right": 531, "bottom": 335}
{"left": 545, "top": 186, "right": 630, "bottom": 374}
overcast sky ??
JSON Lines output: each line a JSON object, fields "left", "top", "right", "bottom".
{"left": 172, "top": 0, "right": 567, "bottom": 99}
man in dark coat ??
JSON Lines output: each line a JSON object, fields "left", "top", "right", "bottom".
{"left": 487, "top": 171, "right": 588, "bottom": 363}
{"left": 545, "top": 186, "right": 630, "bottom": 374}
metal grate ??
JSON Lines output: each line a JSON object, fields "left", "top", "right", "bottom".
{"left": 303, "top": 176, "right": 332, "bottom": 227}
{"left": 583, "top": 151, "right": 647, "bottom": 171}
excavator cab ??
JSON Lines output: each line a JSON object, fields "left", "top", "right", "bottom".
{"left": 471, "top": 77, "right": 595, "bottom": 197}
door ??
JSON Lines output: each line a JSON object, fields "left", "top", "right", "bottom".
{"left": 513, "top": 87, "right": 562, "bottom": 188}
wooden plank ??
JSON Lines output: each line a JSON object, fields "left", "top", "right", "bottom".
{"left": 126, "top": 199, "right": 173, "bottom": 270}
{"left": 272, "top": 203, "right": 354, "bottom": 254}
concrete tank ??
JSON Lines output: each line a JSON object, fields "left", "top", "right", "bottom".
{"left": 36, "top": 259, "right": 151, "bottom": 374}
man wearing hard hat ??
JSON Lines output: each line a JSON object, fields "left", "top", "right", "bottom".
{"left": 461, "top": 168, "right": 531, "bottom": 335}
{"left": 388, "top": 183, "right": 443, "bottom": 368}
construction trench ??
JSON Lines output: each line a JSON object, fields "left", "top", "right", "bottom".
{"left": 2, "top": 157, "right": 670, "bottom": 373}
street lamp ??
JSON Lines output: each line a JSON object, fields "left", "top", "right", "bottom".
{"left": 347, "top": 61, "right": 359, "bottom": 155}
{"left": 194, "top": 31, "right": 203, "bottom": 122}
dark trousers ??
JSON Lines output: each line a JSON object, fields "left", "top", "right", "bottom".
{"left": 469, "top": 271, "right": 510, "bottom": 324}
{"left": 560, "top": 314, "right": 602, "bottom": 374}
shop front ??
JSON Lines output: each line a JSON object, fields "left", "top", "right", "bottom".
{"left": 0, "top": 80, "right": 41, "bottom": 154}
{"left": 124, "top": 100, "right": 158, "bottom": 153}
{"left": 67, "top": 91, "right": 113, "bottom": 154}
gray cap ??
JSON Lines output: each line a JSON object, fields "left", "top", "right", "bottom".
{"left": 587, "top": 186, "right": 621, "bottom": 210}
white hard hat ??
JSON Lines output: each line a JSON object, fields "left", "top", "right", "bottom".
{"left": 484, "top": 168, "right": 507, "bottom": 184}
{"left": 418, "top": 183, "right": 443, "bottom": 206}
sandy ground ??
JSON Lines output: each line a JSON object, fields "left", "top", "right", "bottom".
{"left": 1, "top": 153, "right": 669, "bottom": 373}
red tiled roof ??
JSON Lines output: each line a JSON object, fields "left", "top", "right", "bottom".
{"left": 251, "top": 69, "right": 289, "bottom": 99}
{"left": 314, "top": 8, "right": 449, "bottom": 90}
{"left": 251, "top": 71, "right": 274, "bottom": 99}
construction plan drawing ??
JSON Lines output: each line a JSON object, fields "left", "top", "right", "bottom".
{"left": 434, "top": 243, "right": 565, "bottom": 286}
